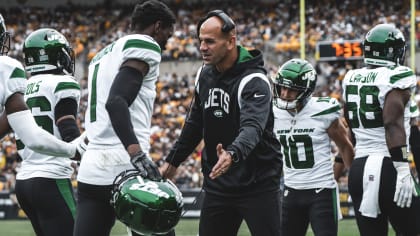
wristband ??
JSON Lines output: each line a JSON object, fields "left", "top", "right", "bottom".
{"left": 334, "top": 155, "right": 343, "bottom": 163}
{"left": 227, "top": 150, "right": 239, "bottom": 163}
{"left": 389, "top": 145, "right": 408, "bottom": 162}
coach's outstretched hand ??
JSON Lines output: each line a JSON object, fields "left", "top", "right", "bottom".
{"left": 131, "top": 151, "right": 162, "bottom": 181}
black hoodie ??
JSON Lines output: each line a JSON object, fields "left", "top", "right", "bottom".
{"left": 166, "top": 46, "right": 282, "bottom": 196}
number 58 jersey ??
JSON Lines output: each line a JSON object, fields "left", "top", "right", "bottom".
{"left": 273, "top": 97, "right": 341, "bottom": 189}
{"left": 342, "top": 65, "right": 416, "bottom": 158}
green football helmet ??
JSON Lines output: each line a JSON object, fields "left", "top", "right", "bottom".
{"left": 111, "top": 170, "right": 184, "bottom": 235}
{"left": 363, "top": 23, "right": 406, "bottom": 67}
{"left": 23, "top": 28, "right": 75, "bottom": 75}
{"left": 0, "top": 14, "right": 10, "bottom": 55}
{"left": 272, "top": 58, "right": 317, "bottom": 110}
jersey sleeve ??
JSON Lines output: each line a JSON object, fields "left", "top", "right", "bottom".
{"left": 53, "top": 76, "right": 81, "bottom": 105}
{"left": 410, "top": 98, "right": 419, "bottom": 118}
{"left": 341, "top": 69, "right": 355, "bottom": 103}
{"left": 121, "top": 38, "right": 161, "bottom": 79}
{"left": 311, "top": 97, "right": 341, "bottom": 127}
{"left": 388, "top": 66, "right": 416, "bottom": 90}
{"left": 2, "top": 57, "right": 27, "bottom": 105}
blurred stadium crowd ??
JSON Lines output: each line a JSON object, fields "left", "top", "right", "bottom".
{"left": 0, "top": 0, "right": 419, "bottom": 193}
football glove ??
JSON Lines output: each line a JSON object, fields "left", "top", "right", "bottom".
{"left": 70, "top": 132, "right": 88, "bottom": 161}
{"left": 130, "top": 151, "right": 162, "bottom": 181}
{"left": 393, "top": 161, "right": 417, "bottom": 208}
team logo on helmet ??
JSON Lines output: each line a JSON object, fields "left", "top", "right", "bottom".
{"left": 23, "top": 28, "right": 75, "bottom": 75}
{"left": 272, "top": 58, "right": 317, "bottom": 110}
{"left": 111, "top": 169, "right": 184, "bottom": 235}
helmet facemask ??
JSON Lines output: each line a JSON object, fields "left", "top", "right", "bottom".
{"left": 272, "top": 59, "right": 317, "bottom": 110}
{"left": 273, "top": 83, "right": 312, "bottom": 110}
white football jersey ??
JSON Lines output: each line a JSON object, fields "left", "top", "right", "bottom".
{"left": 273, "top": 97, "right": 341, "bottom": 189}
{"left": 16, "top": 74, "right": 80, "bottom": 180}
{"left": 406, "top": 98, "right": 419, "bottom": 151}
{"left": 409, "top": 98, "right": 419, "bottom": 118}
{"left": 85, "top": 34, "right": 160, "bottom": 151}
{"left": 0, "top": 56, "right": 27, "bottom": 107}
{"left": 342, "top": 65, "right": 416, "bottom": 158}
{"left": 79, "top": 34, "right": 161, "bottom": 185}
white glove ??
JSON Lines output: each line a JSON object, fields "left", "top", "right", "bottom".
{"left": 393, "top": 161, "right": 417, "bottom": 208}
{"left": 70, "top": 132, "right": 88, "bottom": 161}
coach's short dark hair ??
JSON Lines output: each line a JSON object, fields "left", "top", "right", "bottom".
{"left": 131, "top": 0, "right": 176, "bottom": 31}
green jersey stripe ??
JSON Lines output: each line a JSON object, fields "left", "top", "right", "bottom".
{"left": 16, "top": 140, "right": 25, "bottom": 150}
{"left": 123, "top": 39, "right": 161, "bottom": 54}
{"left": 55, "top": 179, "right": 77, "bottom": 219}
{"left": 10, "top": 67, "right": 26, "bottom": 79}
{"left": 90, "top": 64, "right": 99, "bottom": 122}
{"left": 54, "top": 82, "right": 80, "bottom": 93}
{"left": 332, "top": 187, "right": 338, "bottom": 224}
{"left": 311, "top": 105, "right": 341, "bottom": 117}
{"left": 411, "top": 104, "right": 418, "bottom": 113}
{"left": 390, "top": 71, "right": 414, "bottom": 84}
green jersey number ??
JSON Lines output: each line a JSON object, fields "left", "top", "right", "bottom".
{"left": 26, "top": 96, "right": 53, "bottom": 134}
{"left": 345, "top": 85, "right": 383, "bottom": 128}
{"left": 89, "top": 63, "right": 99, "bottom": 122}
{"left": 279, "top": 134, "right": 314, "bottom": 169}
{"left": 17, "top": 96, "right": 53, "bottom": 150}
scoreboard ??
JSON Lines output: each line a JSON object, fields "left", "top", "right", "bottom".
{"left": 316, "top": 40, "right": 363, "bottom": 61}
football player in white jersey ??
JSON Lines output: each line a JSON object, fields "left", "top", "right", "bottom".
{"left": 0, "top": 15, "right": 83, "bottom": 159}
{"left": 14, "top": 28, "right": 82, "bottom": 236}
{"left": 343, "top": 24, "right": 418, "bottom": 235}
{"left": 74, "top": 1, "right": 177, "bottom": 236}
{"left": 272, "top": 58, "right": 354, "bottom": 236}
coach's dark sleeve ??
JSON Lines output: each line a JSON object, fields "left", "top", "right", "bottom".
{"left": 227, "top": 77, "right": 271, "bottom": 161}
{"left": 166, "top": 90, "right": 203, "bottom": 167}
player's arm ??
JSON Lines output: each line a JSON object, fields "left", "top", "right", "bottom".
{"left": 229, "top": 76, "right": 272, "bottom": 161}
{"left": 55, "top": 98, "right": 80, "bottom": 142}
{"left": 159, "top": 162, "right": 178, "bottom": 180}
{"left": 384, "top": 88, "right": 410, "bottom": 149}
{"left": 327, "top": 118, "right": 354, "bottom": 169}
{"left": 384, "top": 88, "right": 415, "bottom": 208}
{"left": 0, "top": 111, "right": 11, "bottom": 138}
{"left": 328, "top": 117, "right": 354, "bottom": 182}
{"left": 106, "top": 59, "right": 148, "bottom": 155}
{"left": 106, "top": 59, "right": 160, "bottom": 181}
{"left": 5, "top": 92, "right": 76, "bottom": 157}
{"left": 54, "top": 97, "right": 87, "bottom": 160}
{"left": 162, "top": 87, "right": 204, "bottom": 179}
{"left": 333, "top": 154, "right": 345, "bottom": 181}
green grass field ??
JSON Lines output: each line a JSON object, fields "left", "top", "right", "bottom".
{"left": 0, "top": 218, "right": 393, "bottom": 236}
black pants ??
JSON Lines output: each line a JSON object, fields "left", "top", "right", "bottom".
{"left": 15, "top": 178, "right": 76, "bottom": 236}
{"left": 348, "top": 157, "right": 418, "bottom": 236}
{"left": 199, "top": 189, "right": 282, "bottom": 236}
{"left": 74, "top": 182, "right": 175, "bottom": 236}
{"left": 410, "top": 125, "right": 420, "bottom": 176}
{"left": 281, "top": 186, "right": 338, "bottom": 236}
